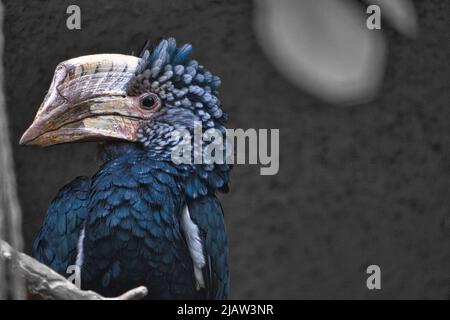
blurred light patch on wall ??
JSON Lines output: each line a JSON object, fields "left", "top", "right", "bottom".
{"left": 254, "top": 0, "right": 417, "bottom": 106}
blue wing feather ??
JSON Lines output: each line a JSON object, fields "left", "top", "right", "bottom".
{"left": 32, "top": 144, "right": 230, "bottom": 299}
{"left": 32, "top": 176, "right": 90, "bottom": 275}
{"left": 187, "top": 196, "right": 229, "bottom": 299}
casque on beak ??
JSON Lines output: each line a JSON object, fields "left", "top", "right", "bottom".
{"left": 20, "top": 54, "right": 151, "bottom": 146}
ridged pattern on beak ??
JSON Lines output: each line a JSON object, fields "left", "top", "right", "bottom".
{"left": 43, "top": 54, "right": 146, "bottom": 112}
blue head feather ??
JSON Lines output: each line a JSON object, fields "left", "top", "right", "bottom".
{"left": 127, "top": 38, "right": 228, "bottom": 161}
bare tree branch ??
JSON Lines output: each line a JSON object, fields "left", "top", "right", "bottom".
{"left": 0, "top": 239, "right": 148, "bottom": 300}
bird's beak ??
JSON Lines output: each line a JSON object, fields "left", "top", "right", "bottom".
{"left": 20, "top": 96, "right": 145, "bottom": 146}
{"left": 20, "top": 54, "right": 149, "bottom": 146}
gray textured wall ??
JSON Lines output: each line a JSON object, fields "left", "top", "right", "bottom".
{"left": 3, "top": 0, "right": 449, "bottom": 299}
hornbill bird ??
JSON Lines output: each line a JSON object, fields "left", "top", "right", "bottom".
{"left": 20, "top": 38, "right": 231, "bottom": 299}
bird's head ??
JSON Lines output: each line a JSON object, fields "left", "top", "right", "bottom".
{"left": 20, "top": 38, "right": 226, "bottom": 158}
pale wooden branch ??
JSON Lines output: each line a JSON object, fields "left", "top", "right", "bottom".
{"left": 0, "top": 239, "right": 148, "bottom": 300}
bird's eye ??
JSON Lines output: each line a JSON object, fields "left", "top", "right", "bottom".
{"left": 140, "top": 93, "right": 160, "bottom": 111}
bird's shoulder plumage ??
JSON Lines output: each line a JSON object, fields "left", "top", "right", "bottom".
{"left": 34, "top": 148, "right": 231, "bottom": 299}
{"left": 32, "top": 176, "right": 90, "bottom": 274}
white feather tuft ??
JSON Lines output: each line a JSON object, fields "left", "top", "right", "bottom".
{"left": 75, "top": 227, "right": 85, "bottom": 268}
{"left": 181, "top": 205, "right": 206, "bottom": 289}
